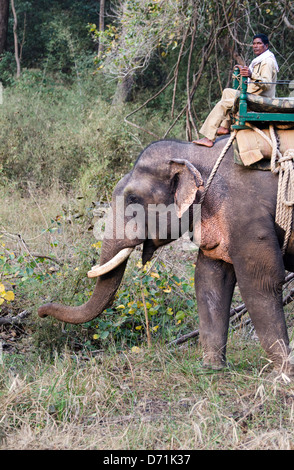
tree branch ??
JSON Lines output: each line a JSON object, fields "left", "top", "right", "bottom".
{"left": 0, "top": 310, "right": 31, "bottom": 326}
{"left": 283, "top": 15, "right": 294, "bottom": 30}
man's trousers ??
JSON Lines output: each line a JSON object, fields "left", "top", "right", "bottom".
{"left": 199, "top": 88, "right": 238, "bottom": 141}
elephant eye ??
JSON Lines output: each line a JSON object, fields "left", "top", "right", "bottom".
{"left": 126, "top": 193, "right": 141, "bottom": 205}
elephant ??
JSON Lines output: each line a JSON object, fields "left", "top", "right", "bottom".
{"left": 38, "top": 136, "right": 294, "bottom": 377}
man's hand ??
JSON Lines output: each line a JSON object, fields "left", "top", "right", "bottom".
{"left": 239, "top": 66, "right": 252, "bottom": 78}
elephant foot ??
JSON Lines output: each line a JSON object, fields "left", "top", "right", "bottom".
{"left": 202, "top": 352, "right": 226, "bottom": 371}
{"left": 202, "top": 362, "right": 226, "bottom": 371}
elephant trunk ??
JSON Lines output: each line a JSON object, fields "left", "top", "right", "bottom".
{"left": 38, "top": 241, "right": 131, "bottom": 324}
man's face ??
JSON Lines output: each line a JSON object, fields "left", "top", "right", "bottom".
{"left": 252, "top": 38, "right": 268, "bottom": 56}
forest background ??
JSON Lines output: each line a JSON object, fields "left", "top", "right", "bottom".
{"left": 0, "top": 0, "right": 293, "bottom": 189}
{"left": 1, "top": 0, "right": 294, "bottom": 450}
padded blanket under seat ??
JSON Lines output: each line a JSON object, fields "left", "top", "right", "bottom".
{"left": 233, "top": 93, "right": 294, "bottom": 114}
{"left": 233, "top": 125, "right": 294, "bottom": 168}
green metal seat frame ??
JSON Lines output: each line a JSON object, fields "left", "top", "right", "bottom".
{"left": 232, "top": 67, "right": 294, "bottom": 129}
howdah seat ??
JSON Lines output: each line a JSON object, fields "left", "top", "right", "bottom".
{"left": 232, "top": 67, "right": 294, "bottom": 129}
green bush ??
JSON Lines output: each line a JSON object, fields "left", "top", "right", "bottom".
{"left": 85, "top": 257, "right": 197, "bottom": 349}
{"left": 0, "top": 74, "right": 125, "bottom": 190}
{"left": 0, "top": 71, "right": 177, "bottom": 201}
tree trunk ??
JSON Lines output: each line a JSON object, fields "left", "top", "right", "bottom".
{"left": 98, "top": 0, "right": 105, "bottom": 58}
{"left": 11, "top": 0, "right": 21, "bottom": 78}
{"left": 112, "top": 74, "right": 134, "bottom": 105}
{"left": 0, "top": 0, "right": 9, "bottom": 54}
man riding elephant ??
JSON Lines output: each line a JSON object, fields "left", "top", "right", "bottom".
{"left": 194, "top": 34, "right": 279, "bottom": 148}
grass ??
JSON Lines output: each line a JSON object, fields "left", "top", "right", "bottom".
{"left": 1, "top": 189, "right": 294, "bottom": 450}
{"left": 1, "top": 341, "right": 294, "bottom": 450}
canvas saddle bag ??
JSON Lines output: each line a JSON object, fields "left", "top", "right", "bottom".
{"left": 235, "top": 125, "right": 294, "bottom": 166}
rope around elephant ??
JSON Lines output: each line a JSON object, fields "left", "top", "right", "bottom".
{"left": 198, "top": 130, "right": 237, "bottom": 205}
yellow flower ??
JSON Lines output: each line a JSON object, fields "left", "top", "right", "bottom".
{"left": 150, "top": 272, "right": 160, "bottom": 279}
{"left": 3, "top": 291, "right": 14, "bottom": 301}
{"left": 117, "top": 304, "right": 125, "bottom": 309}
{"left": 163, "top": 286, "right": 171, "bottom": 293}
{"left": 131, "top": 346, "right": 141, "bottom": 353}
{"left": 93, "top": 334, "right": 99, "bottom": 340}
{"left": 143, "top": 261, "right": 151, "bottom": 271}
{"left": 135, "top": 326, "right": 142, "bottom": 330}
{"left": 0, "top": 283, "right": 5, "bottom": 293}
{"left": 152, "top": 325, "right": 159, "bottom": 331}
{"left": 91, "top": 241, "right": 101, "bottom": 249}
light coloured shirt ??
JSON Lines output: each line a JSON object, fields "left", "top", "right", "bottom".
{"left": 247, "top": 57, "right": 278, "bottom": 98}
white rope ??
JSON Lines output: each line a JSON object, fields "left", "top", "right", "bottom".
{"left": 275, "top": 148, "right": 294, "bottom": 254}
{"left": 199, "top": 130, "right": 237, "bottom": 205}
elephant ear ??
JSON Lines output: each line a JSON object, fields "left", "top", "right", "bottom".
{"left": 169, "top": 159, "right": 203, "bottom": 218}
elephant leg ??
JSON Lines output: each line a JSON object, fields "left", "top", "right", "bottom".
{"left": 195, "top": 250, "right": 236, "bottom": 369}
{"left": 232, "top": 237, "right": 294, "bottom": 376}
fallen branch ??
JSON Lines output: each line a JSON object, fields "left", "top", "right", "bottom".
{"left": 169, "top": 328, "right": 199, "bottom": 346}
{"left": 29, "top": 252, "right": 63, "bottom": 265}
{"left": 0, "top": 310, "right": 31, "bottom": 326}
{"left": 0, "top": 229, "right": 62, "bottom": 265}
{"left": 282, "top": 287, "right": 294, "bottom": 307}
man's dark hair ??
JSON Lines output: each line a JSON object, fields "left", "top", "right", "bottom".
{"left": 253, "top": 34, "right": 269, "bottom": 45}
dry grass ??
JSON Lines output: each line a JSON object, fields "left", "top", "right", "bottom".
{"left": 0, "top": 184, "right": 88, "bottom": 259}
{"left": 1, "top": 343, "right": 294, "bottom": 450}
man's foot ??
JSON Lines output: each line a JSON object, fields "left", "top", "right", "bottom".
{"left": 192, "top": 137, "right": 214, "bottom": 148}
{"left": 217, "top": 126, "right": 230, "bottom": 136}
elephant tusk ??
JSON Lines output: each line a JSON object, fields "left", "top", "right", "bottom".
{"left": 87, "top": 247, "right": 134, "bottom": 278}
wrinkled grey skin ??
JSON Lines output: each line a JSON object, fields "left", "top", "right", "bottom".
{"left": 39, "top": 138, "right": 294, "bottom": 376}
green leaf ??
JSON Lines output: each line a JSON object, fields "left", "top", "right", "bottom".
{"left": 100, "top": 331, "right": 110, "bottom": 340}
